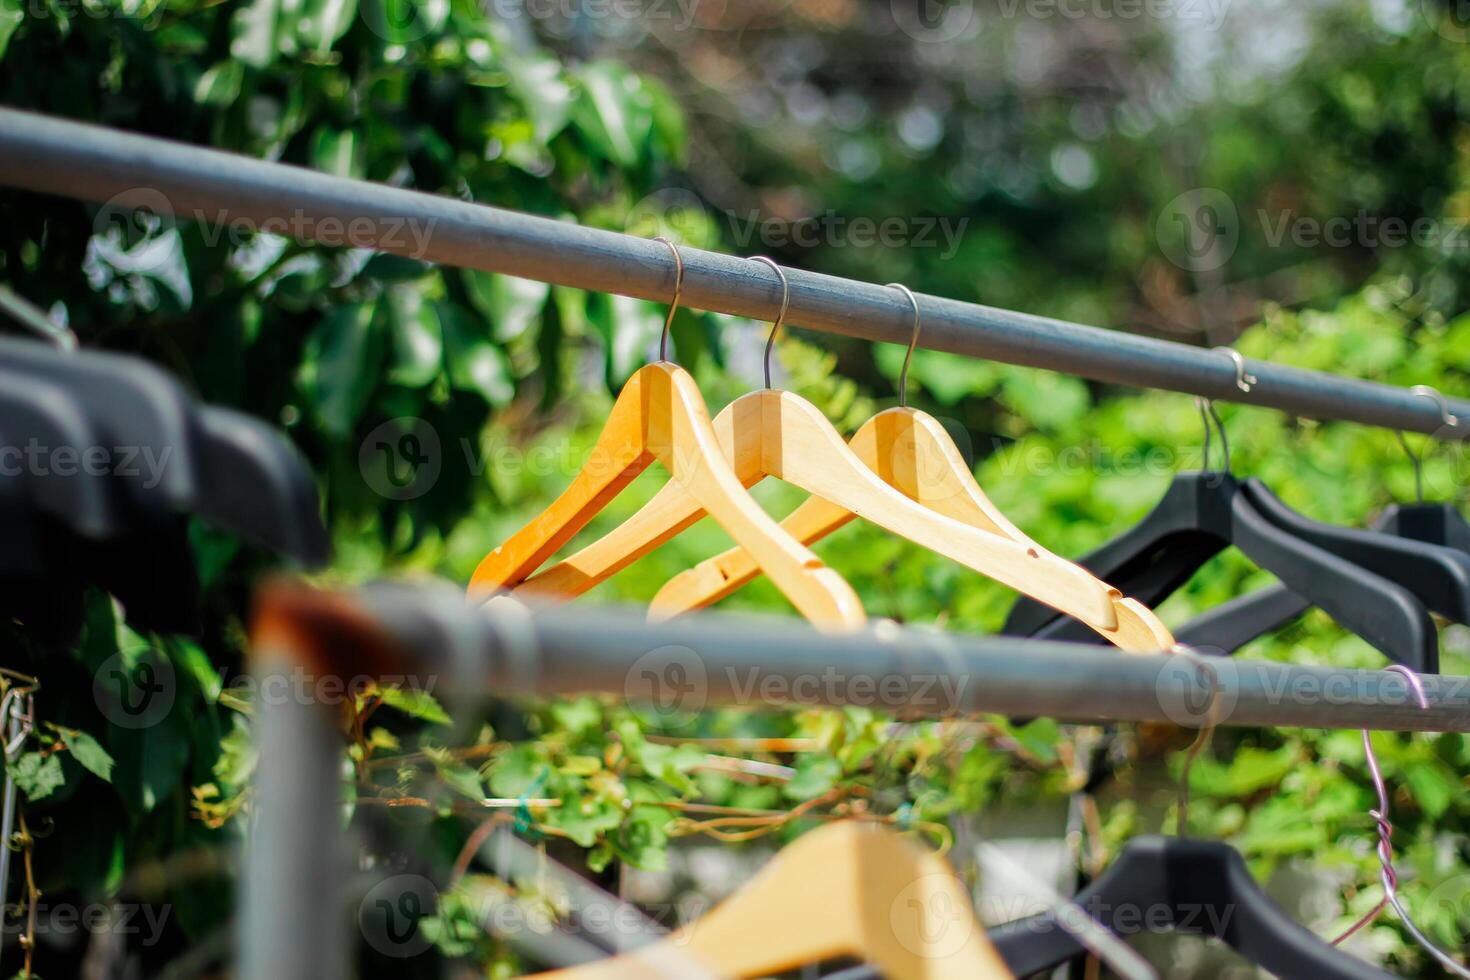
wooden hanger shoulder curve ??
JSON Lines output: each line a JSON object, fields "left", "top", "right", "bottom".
{"left": 527, "top": 822, "right": 1013, "bottom": 980}
{"left": 468, "top": 362, "right": 864, "bottom": 631}
{"left": 523, "top": 388, "right": 1118, "bottom": 629}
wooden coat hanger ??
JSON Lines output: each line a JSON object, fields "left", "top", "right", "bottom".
{"left": 649, "top": 285, "right": 1173, "bottom": 653}
{"left": 467, "top": 240, "right": 864, "bottom": 632}
{"left": 519, "top": 266, "right": 1126, "bottom": 635}
{"left": 529, "top": 821, "right": 1014, "bottom": 980}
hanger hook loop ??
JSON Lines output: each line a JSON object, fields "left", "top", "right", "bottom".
{"left": 750, "top": 256, "right": 790, "bottom": 389}
{"left": 1410, "top": 383, "right": 1459, "bottom": 429}
{"left": 1212, "top": 345, "right": 1257, "bottom": 393}
{"left": 1169, "top": 644, "right": 1221, "bottom": 839}
{"left": 652, "top": 236, "right": 683, "bottom": 364}
{"left": 1194, "top": 397, "right": 1231, "bottom": 475}
{"left": 886, "top": 283, "right": 922, "bottom": 408}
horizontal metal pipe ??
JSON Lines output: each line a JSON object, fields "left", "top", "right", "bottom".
{"left": 2, "top": 108, "right": 1467, "bottom": 440}
{"left": 254, "top": 582, "right": 1470, "bottom": 733}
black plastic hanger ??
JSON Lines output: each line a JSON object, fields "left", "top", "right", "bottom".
{"left": 987, "top": 836, "right": 1394, "bottom": 980}
{"left": 1378, "top": 501, "right": 1470, "bottom": 552}
{"left": 1004, "top": 470, "right": 1439, "bottom": 672}
{"left": 825, "top": 835, "right": 1392, "bottom": 980}
{"left": 1241, "top": 476, "right": 1470, "bottom": 623}
{"left": 0, "top": 369, "right": 199, "bottom": 634}
{"left": 0, "top": 367, "right": 121, "bottom": 539}
{"left": 195, "top": 406, "right": 330, "bottom": 565}
{"left": 1176, "top": 501, "right": 1470, "bottom": 654}
{"left": 0, "top": 337, "right": 328, "bottom": 566}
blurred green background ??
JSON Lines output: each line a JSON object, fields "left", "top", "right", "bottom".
{"left": 3, "top": 0, "right": 1470, "bottom": 975}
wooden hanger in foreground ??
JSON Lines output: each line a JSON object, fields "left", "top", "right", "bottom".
{"left": 519, "top": 265, "right": 1124, "bottom": 635}
{"left": 467, "top": 240, "right": 864, "bottom": 632}
{"left": 650, "top": 285, "right": 1174, "bottom": 653}
{"left": 530, "top": 821, "right": 1014, "bottom": 980}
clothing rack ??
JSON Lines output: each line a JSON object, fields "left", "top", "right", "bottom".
{"left": 6, "top": 107, "right": 1470, "bottom": 978}
{"left": 1, "top": 106, "right": 1468, "bottom": 440}
{"left": 241, "top": 581, "right": 1470, "bottom": 980}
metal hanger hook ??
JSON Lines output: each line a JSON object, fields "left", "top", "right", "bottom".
{"left": 750, "top": 256, "right": 790, "bottom": 389}
{"left": 1212, "top": 345, "right": 1257, "bottom": 393}
{"left": 652, "top": 236, "right": 684, "bottom": 364}
{"left": 1194, "top": 397, "right": 1231, "bottom": 475}
{"left": 1328, "top": 664, "right": 1470, "bottom": 980}
{"left": 1169, "top": 645, "right": 1221, "bottom": 839}
{"left": 1410, "top": 383, "right": 1459, "bottom": 430}
{"left": 886, "top": 283, "right": 922, "bottom": 408}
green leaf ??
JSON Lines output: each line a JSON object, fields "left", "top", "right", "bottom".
{"left": 551, "top": 796, "right": 622, "bottom": 847}
{"left": 57, "top": 727, "right": 115, "bottom": 783}
{"left": 297, "top": 0, "right": 357, "bottom": 52}
{"left": 504, "top": 52, "right": 574, "bottom": 144}
{"left": 110, "top": 711, "right": 192, "bottom": 814}
{"left": 0, "top": 0, "right": 21, "bottom": 62}
{"left": 377, "top": 686, "right": 451, "bottom": 726}
{"left": 571, "top": 61, "right": 653, "bottom": 170}
{"left": 432, "top": 756, "right": 486, "bottom": 801}
{"left": 230, "top": 0, "right": 281, "bottom": 69}
{"left": 301, "top": 302, "right": 387, "bottom": 439}
{"left": 440, "top": 302, "right": 513, "bottom": 406}
{"left": 561, "top": 756, "right": 601, "bottom": 776}
{"left": 462, "top": 271, "right": 549, "bottom": 343}
{"left": 385, "top": 289, "right": 443, "bottom": 388}
{"left": 310, "top": 126, "right": 364, "bottom": 180}
{"left": 784, "top": 755, "right": 840, "bottom": 801}
{"left": 1000, "top": 368, "right": 1091, "bottom": 432}
{"left": 588, "top": 293, "right": 662, "bottom": 386}
{"left": 1403, "top": 762, "right": 1458, "bottom": 819}
{"left": 10, "top": 752, "right": 64, "bottom": 801}
{"left": 193, "top": 61, "right": 243, "bottom": 107}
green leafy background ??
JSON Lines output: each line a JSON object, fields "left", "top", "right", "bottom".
{"left": 3, "top": 0, "right": 1470, "bottom": 976}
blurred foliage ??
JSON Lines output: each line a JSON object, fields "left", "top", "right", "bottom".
{"left": 3, "top": 0, "right": 1470, "bottom": 976}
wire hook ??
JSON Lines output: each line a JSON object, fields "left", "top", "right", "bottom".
{"left": 1170, "top": 645, "right": 1222, "bottom": 838}
{"left": 886, "top": 283, "right": 922, "bottom": 408}
{"left": 750, "top": 256, "right": 790, "bottom": 389}
{"left": 1194, "top": 397, "right": 1231, "bottom": 475}
{"left": 652, "top": 236, "right": 684, "bottom": 364}
{"left": 1331, "top": 666, "right": 1470, "bottom": 977}
{"left": 1212, "top": 345, "right": 1257, "bottom": 393}
{"left": 1410, "top": 383, "right": 1459, "bottom": 429}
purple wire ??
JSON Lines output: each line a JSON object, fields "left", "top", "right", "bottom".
{"left": 1331, "top": 667, "right": 1470, "bottom": 977}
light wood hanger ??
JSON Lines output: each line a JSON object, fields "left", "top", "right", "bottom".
{"left": 467, "top": 240, "right": 864, "bottom": 632}
{"left": 528, "top": 821, "right": 1015, "bottom": 980}
{"left": 518, "top": 261, "right": 1119, "bottom": 633}
{"left": 649, "top": 285, "right": 1174, "bottom": 653}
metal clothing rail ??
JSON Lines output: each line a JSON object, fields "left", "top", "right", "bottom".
{"left": 239, "top": 579, "right": 1470, "bottom": 980}
{"left": 252, "top": 580, "right": 1470, "bottom": 735}
{"left": 1, "top": 107, "right": 1468, "bottom": 440}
